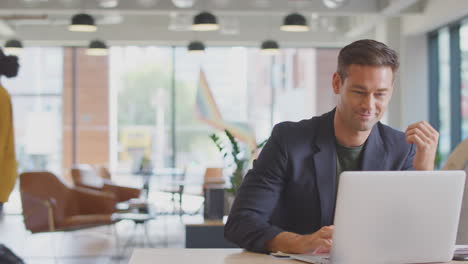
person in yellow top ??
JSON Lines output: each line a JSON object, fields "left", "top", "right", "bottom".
{"left": 0, "top": 48, "right": 20, "bottom": 214}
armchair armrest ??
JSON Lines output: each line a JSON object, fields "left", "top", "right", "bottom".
{"left": 73, "top": 183, "right": 103, "bottom": 192}
{"left": 20, "top": 192, "right": 56, "bottom": 233}
{"left": 72, "top": 187, "right": 117, "bottom": 215}
{"left": 102, "top": 183, "right": 141, "bottom": 202}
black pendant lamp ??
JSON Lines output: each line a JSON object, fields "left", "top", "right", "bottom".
{"left": 187, "top": 41, "right": 205, "bottom": 53}
{"left": 261, "top": 40, "right": 280, "bottom": 55}
{"left": 4, "top": 39, "right": 23, "bottom": 55}
{"left": 192, "top": 12, "right": 219, "bottom": 31}
{"left": 86, "top": 40, "right": 108, "bottom": 56}
{"left": 280, "top": 13, "right": 309, "bottom": 32}
{"left": 69, "top": 13, "right": 97, "bottom": 32}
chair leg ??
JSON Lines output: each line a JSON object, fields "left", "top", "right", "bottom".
{"left": 120, "top": 221, "right": 140, "bottom": 256}
{"left": 143, "top": 222, "right": 153, "bottom": 248}
{"left": 171, "top": 192, "right": 177, "bottom": 214}
{"left": 112, "top": 223, "right": 125, "bottom": 260}
{"left": 179, "top": 192, "right": 183, "bottom": 217}
{"left": 163, "top": 215, "right": 168, "bottom": 247}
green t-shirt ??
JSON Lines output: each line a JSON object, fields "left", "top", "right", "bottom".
{"left": 335, "top": 141, "right": 365, "bottom": 190}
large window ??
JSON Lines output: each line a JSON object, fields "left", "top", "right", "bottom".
{"left": 110, "top": 46, "right": 338, "bottom": 172}
{"left": 2, "top": 45, "right": 338, "bottom": 213}
{"left": 110, "top": 47, "right": 173, "bottom": 172}
{"left": 460, "top": 22, "right": 468, "bottom": 139}
{"left": 2, "top": 46, "right": 339, "bottom": 176}
{"left": 429, "top": 19, "right": 468, "bottom": 167}
{"left": 1, "top": 47, "right": 63, "bottom": 214}
{"left": 174, "top": 47, "right": 249, "bottom": 168}
{"left": 437, "top": 28, "right": 452, "bottom": 163}
{"left": 272, "top": 48, "right": 329, "bottom": 123}
{"left": 3, "top": 47, "right": 63, "bottom": 174}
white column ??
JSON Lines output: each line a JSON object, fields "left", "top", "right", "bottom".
{"left": 374, "top": 17, "right": 403, "bottom": 130}
{"left": 400, "top": 34, "right": 429, "bottom": 128}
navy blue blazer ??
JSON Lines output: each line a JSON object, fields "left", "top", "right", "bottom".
{"left": 224, "top": 109, "right": 416, "bottom": 253}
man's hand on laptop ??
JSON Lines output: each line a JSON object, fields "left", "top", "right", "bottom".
{"left": 405, "top": 121, "right": 439, "bottom": 170}
{"left": 267, "top": 225, "right": 334, "bottom": 254}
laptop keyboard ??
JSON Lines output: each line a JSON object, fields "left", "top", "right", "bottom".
{"left": 290, "top": 254, "right": 330, "bottom": 264}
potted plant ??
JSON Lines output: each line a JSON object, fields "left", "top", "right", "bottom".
{"left": 209, "top": 129, "right": 267, "bottom": 213}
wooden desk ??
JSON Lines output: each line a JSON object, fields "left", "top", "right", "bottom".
{"left": 129, "top": 248, "right": 468, "bottom": 264}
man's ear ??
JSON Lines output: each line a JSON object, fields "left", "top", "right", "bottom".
{"left": 332, "top": 72, "right": 342, "bottom": 95}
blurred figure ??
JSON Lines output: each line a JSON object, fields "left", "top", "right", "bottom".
{"left": 0, "top": 48, "right": 20, "bottom": 214}
{"left": 442, "top": 138, "right": 468, "bottom": 171}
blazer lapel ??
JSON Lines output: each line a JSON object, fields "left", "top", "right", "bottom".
{"left": 361, "top": 123, "right": 387, "bottom": 171}
{"left": 312, "top": 115, "right": 387, "bottom": 226}
{"left": 312, "top": 110, "right": 337, "bottom": 226}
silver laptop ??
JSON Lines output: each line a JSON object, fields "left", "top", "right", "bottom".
{"left": 290, "top": 170, "right": 466, "bottom": 264}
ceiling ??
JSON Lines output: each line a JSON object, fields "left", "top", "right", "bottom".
{"left": 0, "top": 0, "right": 426, "bottom": 47}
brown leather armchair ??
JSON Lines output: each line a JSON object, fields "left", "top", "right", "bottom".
{"left": 71, "top": 165, "right": 141, "bottom": 203}
{"left": 20, "top": 171, "right": 118, "bottom": 233}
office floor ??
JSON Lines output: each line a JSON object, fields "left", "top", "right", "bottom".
{"left": 0, "top": 213, "right": 206, "bottom": 264}
{"left": 0, "top": 178, "right": 206, "bottom": 264}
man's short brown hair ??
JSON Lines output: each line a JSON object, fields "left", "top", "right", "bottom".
{"left": 337, "top": 39, "right": 399, "bottom": 82}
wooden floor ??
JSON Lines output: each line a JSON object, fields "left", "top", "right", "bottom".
{"left": 0, "top": 212, "right": 210, "bottom": 263}
{"left": 0, "top": 180, "right": 206, "bottom": 264}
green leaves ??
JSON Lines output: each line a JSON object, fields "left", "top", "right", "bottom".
{"left": 209, "top": 130, "right": 245, "bottom": 195}
{"left": 209, "top": 129, "right": 268, "bottom": 195}
{"left": 253, "top": 138, "right": 268, "bottom": 155}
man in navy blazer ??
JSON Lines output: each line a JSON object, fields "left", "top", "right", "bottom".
{"left": 224, "top": 39, "right": 439, "bottom": 254}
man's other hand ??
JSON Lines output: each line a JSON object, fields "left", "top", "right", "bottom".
{"left": 267, "top": 225, "right": 334, "bottom": 254}
{"left": 405, "top": 121, "right": 439, "bottom": 170}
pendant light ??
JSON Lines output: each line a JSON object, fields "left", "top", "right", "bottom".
{"left": 98, "top": 0, "right": 118, "bottom": 8}
{"left": 280, "top": 13, "right": 309, "bottom": 32}
{"left": 86, "top": 40, "right": 108, "bottom": 56}
{"left": 4, "top": 39, "right": 23, "bottom": 55}
{"left": 322, "top": 0, "right": 347, "bottom": 9}
{"left": 172, "top": 0, "right": 195, "bottom": 8}
{"left": 260, "top": 40, "right": 279, "bottom": 55}
{"left": 192, "top": 12, "right": 219, "bottom": 31}
{"left": 69, "top": 13, "right": 97, "bottom": 32}
{"left": 187, "top": 41, "right": 205, "bottom": 53}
